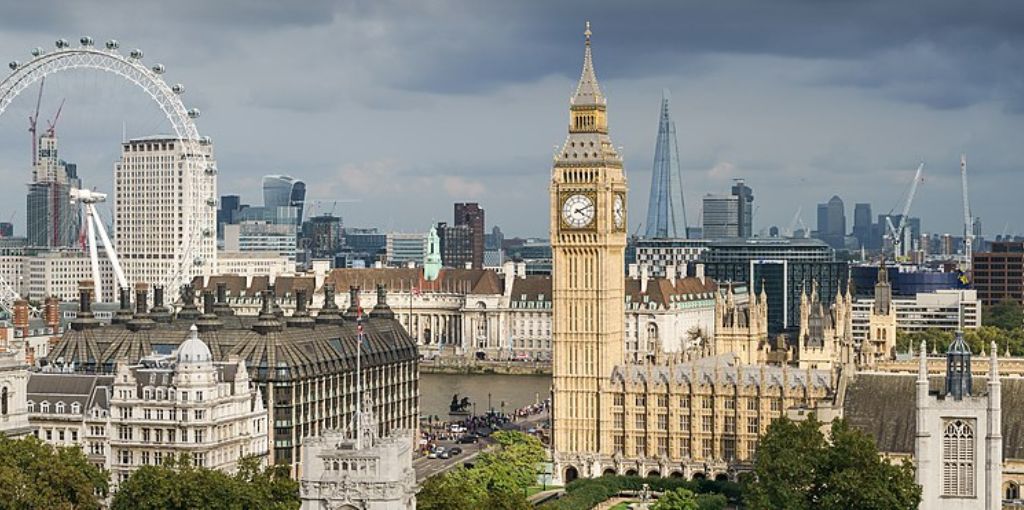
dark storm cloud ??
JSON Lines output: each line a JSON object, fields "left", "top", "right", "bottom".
{"left": 0, "top": 0, "right": 1021, "bottom": 237}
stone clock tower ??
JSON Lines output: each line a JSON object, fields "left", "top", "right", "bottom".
{"left": 551, "top": 22, "right": 628, "bottom": 482}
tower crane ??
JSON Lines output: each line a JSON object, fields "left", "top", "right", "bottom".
{"left": 885, "top": 163, "right": 924, "bottom": 260}
{"left": 785, "top": 206, "right": 803, "bottom": 237}
{"left": 960, "top": 154, "right": 973, "bottom": 272}
{"left": 28, "top": 78, "right": 44, "bottom": 167}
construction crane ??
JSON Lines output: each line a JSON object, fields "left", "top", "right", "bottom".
{"left": 45, "top": 98, "right": 65, "bottom": 137}
{"left": 960, "top": 154, "right": 973, "bottom": 272}
{"left": 885, "top": 163, "right": 924, "bottom": 260}
{"left": 28, "top": 78, "right": 44, "bottom": 167}
{"left": 785, "top": 206, "right": 803, "bottom": 237}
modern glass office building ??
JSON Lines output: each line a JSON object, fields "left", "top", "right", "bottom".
{"left": 701, "top": 238, "right": 848, "bottom": 333}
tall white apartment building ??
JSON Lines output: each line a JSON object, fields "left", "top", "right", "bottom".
{"left": 851, "top": 289, "right": 981, "bottom": 342}
{"left": 114, "top": 136, "right": 217, "bottom": 289}
{"left": 0, "top": 251, "right": 115, "bottom": 303}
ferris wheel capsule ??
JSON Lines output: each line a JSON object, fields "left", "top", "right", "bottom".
{"left": 80, "top": 36, "right": 94, "bottom": 47}
{"left": 105, "top": 40, "right": 119, "bottom": 50}
{"left": 200, "top": 136, "right": 212, "bottom": 145}
{"left": 55, "top": 39, "right": 69, "bottom": 49}
{"left": 129, "top": 49, "right": 144, "bottom": 59}
{"left": 193, "top": 256, "right": 205, "bottom": 266}
{"left": 204, "top": 164, "right": 217, "bottom": 175}
{"left": 205, "top": 198, "right": 217, "bottom": 207}
{"left": 30, "top": 47, "right": 44, "bottom": 57}
{"left": 8, "top": 61, "right": 19, "bottom": 71}
{"left": 172, "top": 84, "right": 185, "bottom": 94}
{"left": 187, "top": 108, "right": 201, "bottom": 119}
{"left": 151, "top": 64, "right": 165, "bottom": 74}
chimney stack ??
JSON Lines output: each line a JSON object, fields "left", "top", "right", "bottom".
{"left": 71, "top": 280, "right": 100, "bottom": 331}
{"left": 12, "top": 299, "right": 29, "bottom": 339}
{"left": 628, "top": 263, "right": 639, "bottom": 279}
{"left": 640, "top": 264, "right": 650, "bottom": 294}
{"left": 695, "top": 263, "right": 706, "bottom": 286}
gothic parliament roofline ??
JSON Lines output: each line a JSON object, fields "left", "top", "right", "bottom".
{"left": 555, "top": 22, "right": 622, "bottom": 169}
{"left": 609, "top": 355, "right": 833, "bottom": 391}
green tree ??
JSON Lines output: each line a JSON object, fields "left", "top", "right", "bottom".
{"left": 418, "top": 431, "right": 545, "bottom": 510}
{"left": 652, "top": 487, "right": 700, "bottom": 510}
{"left": 746, "top": 416, "right": 920, "bottom": 510}
{"left": 111, "top": 454, "right": 298, "bottom": 510}
{"left": 983, "top": 299, "right": 1024, "bottom": 330}
{"left": 0, "top": 434, "right": 108, "bottom": 510}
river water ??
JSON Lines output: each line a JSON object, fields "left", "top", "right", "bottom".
{"left": 419, "top": 373, "right": 553, "bottom": 419}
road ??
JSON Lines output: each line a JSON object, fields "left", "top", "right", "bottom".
{"left": 413, "top": 410, "right": 550, "bottom": 483}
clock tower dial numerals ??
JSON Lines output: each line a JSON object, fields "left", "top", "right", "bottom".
{"left": 561, "top": 193, "right": 595, "bottom": 229}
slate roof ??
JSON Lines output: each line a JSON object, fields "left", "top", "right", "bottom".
{"left": 843, "top": 372, "right": 1024, "bottom": 460}
{"left": 45, "top": 291, "right": 418, "bottom": 383}
{"left": 625, "top": 276, "right": 717, "bottom": 309}
{"left": 27, "top": 373, "right": 115, "bottom": 412}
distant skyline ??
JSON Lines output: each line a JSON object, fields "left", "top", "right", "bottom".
{"left": 0, "top": 1, "right": 1021, "bottom": 238}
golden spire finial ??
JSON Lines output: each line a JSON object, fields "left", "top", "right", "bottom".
{"left": 584, "top": 21, "right": 592, "bottom": 46}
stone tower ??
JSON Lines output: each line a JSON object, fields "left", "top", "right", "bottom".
{"left": 713, "top": 284, "right": 768, "bottom": 365}
{"left": 866, "top": 260, "right": 897, "bottom": 363}
{"left": 915, "top": 336, "right": 1002, "bottom": 509}
{"left": 551, "top": 22, "right": 628, "bottom": 482}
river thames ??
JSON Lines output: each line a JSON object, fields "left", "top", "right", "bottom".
{"left": 419, "top": 373, "right": 553, "bottom": 419}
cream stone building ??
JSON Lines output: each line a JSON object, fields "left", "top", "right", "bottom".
{"left": 189, "top": 262, "right": 718, "bottom": 363}
{"left": 29, "top": 326, "right": 268, "bottom": 487}
{"left": 547, "top": 26, "right": 838, "bottom": 484}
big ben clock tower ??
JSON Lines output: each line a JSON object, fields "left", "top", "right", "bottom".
{"left": 551, "top": 22, "right": 627, "bottom": 482}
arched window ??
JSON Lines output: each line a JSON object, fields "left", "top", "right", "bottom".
{"left": 942, "top": 419, "right": 975, "bottom": 497}
{"left": 1007, "top": 481, "right": 1020, "bottom": 501}
{"left": 26, "top": 400, "right": 34, "bottom": 413}
{"left": 40, "top": 401, "right": 50, "bottom": 413}
{"left": 1, "top": 387, "right": 7, "bottom": 415}
{"left": 56, "top": 402, "right": 65, "bottom": 414}
{"left": 71, "top": 403, "right": 81, "bottom": 414}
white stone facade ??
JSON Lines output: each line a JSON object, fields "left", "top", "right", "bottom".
{"left": 28, "top": 327, "right": 268, "bottom": 489}
{"left": 299, "top": 428, "right": 417, "bottom": 510}
{"left": 852, "top": 289, "right": 982, "bottom": 342}
{"left": 114, "top": 136, "right": 217, "bottom": 288}
{"left": 915, "top": 339, "right": 1002, "bottom": 510}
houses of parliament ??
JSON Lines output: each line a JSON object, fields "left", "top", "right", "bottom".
{"left": 549, "top": 25, "right": 1022, "bottom": 503}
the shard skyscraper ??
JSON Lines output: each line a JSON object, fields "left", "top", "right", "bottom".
{"left": 644, "top": 91, "right": 688, "bottom": 238}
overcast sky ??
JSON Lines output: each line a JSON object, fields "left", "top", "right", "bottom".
{"left": 0, "top": 0, "right": 1021, "bottom": 238}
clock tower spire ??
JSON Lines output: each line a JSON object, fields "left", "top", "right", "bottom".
{"left": 551, "top": 22, "right": 628, "bottom": 482}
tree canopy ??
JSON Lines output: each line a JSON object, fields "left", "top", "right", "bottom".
{"left": 651, "top": 487, "right": 728, "bottom": 510}
{"left": 418, "top": 430, "right": 546, "bottom": 510}
{"left": 111, "top": 454, "right": 298, "bottom": 510}
{"left": 0, "top": 434, "right": 108, "bottom": 510}
{"left": 746, "top": 416, "right": 920, "bottom": 510}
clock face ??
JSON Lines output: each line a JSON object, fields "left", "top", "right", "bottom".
{"left": 613, "top": 194, "right": 625, "bottom": 229}
{"left": 561, "top": 194, "right": 595, "bottom": 228}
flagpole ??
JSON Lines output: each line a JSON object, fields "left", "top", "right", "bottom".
{"left": 356, "top": 289, "right": 363, "bottom": 447}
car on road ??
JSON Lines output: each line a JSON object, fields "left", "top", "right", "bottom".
{"left": 427, "top": 451, "right": 438, "bottom": 459}
{"left": 450, "top": 424, "right": 466, "bottom": 433}
{"left": 457, "top": 434, "right": 479, "bottom": 444}
{"left": 439, "top": 451, "right": 451, "bottom": 459}
{"left": 449, "top": 447, "right": 462, "bottom": 455}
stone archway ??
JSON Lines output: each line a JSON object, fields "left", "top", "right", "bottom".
{"left": 602, "top": 468, "right": 617, "bottom": 476}
{"left": 625, "top": 469, "right": 638, "bottom": 477}
{"left": 714, "top": 473, "right": 729, "bottom": 482}
{"left": 692, "top": 472, "right": 706, "bottom": 480}
{"left": 669, "top": 471, "right": 684, "bottom": 479}
{"left": 564, "top": 466, "right": 579, "bottom": 483}
{"left": 646, "top": 469, "right": 661, "bottom": 478}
